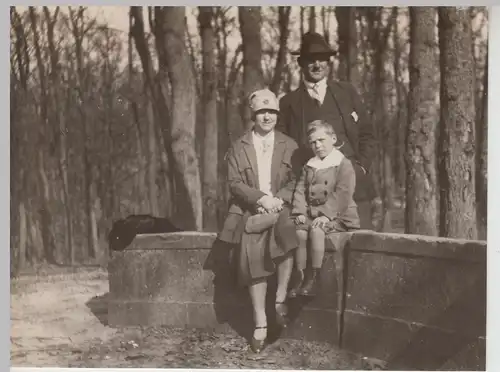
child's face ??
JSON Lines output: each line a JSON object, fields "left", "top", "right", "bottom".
{"left": 308, "top": 127, "right": 337, "bottom": 159}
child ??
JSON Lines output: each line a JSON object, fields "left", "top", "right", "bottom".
{"left": 289, "top": 119, "right": 360, "bottom": 297}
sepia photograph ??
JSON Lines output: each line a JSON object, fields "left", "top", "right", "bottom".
{"left": 9, "top": 5, "right": 489, "bottom": 371}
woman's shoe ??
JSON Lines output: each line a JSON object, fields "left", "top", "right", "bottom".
{"left": 287, "top": 270, "right": 304, "bottom": 298}
{"left": 250, "top": 326, "right": 267, "bottom": 353}
{"left": 298, "top": 268, "right": 321, "bottom": 297}
{"left": 275, "top": 302, "right": 288, "bottom": 328}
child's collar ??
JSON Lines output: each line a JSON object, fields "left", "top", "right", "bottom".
{"left": 306, "top": 147, "right": 344, "bottom": 169}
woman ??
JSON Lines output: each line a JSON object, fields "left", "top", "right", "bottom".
{"left": 218, "top": 88, "right": 299, "bottom": 353}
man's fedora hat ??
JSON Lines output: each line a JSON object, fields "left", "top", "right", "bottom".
{"left": 291, "top": 31, "right": 337, "bottom": 56}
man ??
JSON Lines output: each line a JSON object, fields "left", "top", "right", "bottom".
{"left": 277, "top": 31, "right": 377, "bottom": 229}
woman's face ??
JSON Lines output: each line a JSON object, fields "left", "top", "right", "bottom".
{"left": 254, "top": 109, "right": 278, "bottom": 135}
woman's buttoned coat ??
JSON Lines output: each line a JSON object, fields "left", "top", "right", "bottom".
{"left": 218, "top": 129, "right": 300, "bottom": 285}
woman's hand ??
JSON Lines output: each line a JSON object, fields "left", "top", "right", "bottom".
{"left": 269, "top": 197, "right": 284, "bottom": 213}
{"left": 257, "top": 195, "right": 283, "bottom": 214}
{"left": 257, "top": 195, "right": 276, "bottom": 211}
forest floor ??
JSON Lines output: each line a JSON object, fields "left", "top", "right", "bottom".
{"left": 10, "top": 264, "right": 387, "bottom": 370}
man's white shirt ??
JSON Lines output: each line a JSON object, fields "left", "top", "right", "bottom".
{"left": 303, "top": 77, "right": 328, "bottom": 104}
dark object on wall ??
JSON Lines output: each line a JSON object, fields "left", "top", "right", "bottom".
{"left": 108, "top": 214, "right": 182, "bottom": 252}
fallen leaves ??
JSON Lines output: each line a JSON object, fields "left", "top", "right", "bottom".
{"left": 33, "top": 326, "right": 373, "bottom": 370}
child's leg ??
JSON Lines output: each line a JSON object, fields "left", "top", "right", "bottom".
{"left": 299, "top": 226, "right": 325, "bottom": 297}
{"left": 288, "top": 229, "right": 308, "bottom": 298}
{"left": 309, "top": 227, "right": 326, "bottom": 268}
{"left": 295, "top": 229, "right": 308, "bottom": 270}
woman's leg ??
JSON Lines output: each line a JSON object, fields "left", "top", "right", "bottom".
{"left": 274, "top": 250, "right": 294, "bottom": 328}
{"left": 249, "top": 280, "right": 268, "bottom": 340}
{"left": 299, "top": 227, "right": 325, "bottom": 296}
{"left": 276, "top": 251, "right": 294, "bottom": 303}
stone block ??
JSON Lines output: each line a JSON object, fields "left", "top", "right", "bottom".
{"left": 107, "top": 230, "right": 487, "bottom": 370}
{"left": 341, "top": 231, "right": 486, "bottom": 369}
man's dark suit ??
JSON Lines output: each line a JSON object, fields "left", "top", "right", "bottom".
{"left": 277, "top": 80, "right": 377, "bottom": 229}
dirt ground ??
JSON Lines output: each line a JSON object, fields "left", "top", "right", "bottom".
{"left": 10, "top": 265, "right": 385, "bottom": 370}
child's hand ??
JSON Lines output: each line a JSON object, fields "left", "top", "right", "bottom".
{"left": 311, "top": 216, "right": 329, "bottom": 229}
{"left": 295, "top": 215, "right": 306, "bottom": 225}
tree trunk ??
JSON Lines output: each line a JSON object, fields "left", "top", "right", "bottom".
{"left": 269, "top": 6, "right": 291, "bottom": 95}
{"left": 239, "top": 6, "right": 264, "bottom": 131}
{"left": 335, "top": 7, "right": 360, "bottom": 88}
{"left": 69, "top": 6, "right": 97, "bottom": 259}
{"left": 368, "top": 7, "right": 397, "bottom": 231}
{"left": 476, "top": 47, "right": 487, "bottom": 240}
{"left": 405, "top": 7, "right": 439, "bottom": 236}
{"left": 309, "top": 6, "right": 316, "bottom": 33}
{"left": 300, "top": 7, "right": 305, "bottom": 36}
{"left": 438, "top": 7, "right": 477, "bottom": 239}
{"left": 322, "top": 7, "right": 330, "bottom": 44}
{"left": 156, "top": 6, "right": 203, "bottom": 230}
{"left": 44, "top": 6, "right": 74, "bottom": 263}
{"left": 28, "top": 6, "right": 57, "bottom": 265}
{"left": 130, "top": 6, "right": 175, "bottom": 218}
{"left": 18, "top": 201, "right": 27, "bottom": 275}
{"left": 11, "top": 7, "right": 29, "bottom": 275}
{"left": 393, "top": 12, "right": 406, "bottom": 192}
{"left": 198, "top": 6, "right": 219, "bottom": 232}
{"left": 146, "top": 93, "right": 159, "bottom": 216}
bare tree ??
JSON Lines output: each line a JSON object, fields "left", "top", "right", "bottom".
{"left": 239, "top": 6, "right": 264, "bottom": 131}
{"left": 198, "top": 6, "right": 218, "bottom": 232}
{"left": 438, "top": 7, "right": 477, "bottom": 239}
{"left": 405, "top": 7, "right": 439, "bottom": 236}
{"left": 321, "top": 7, "right": 331, "bottom": 44}
{"left": 28, "top": 6, "right": 58, "bottom": 264}
{"left": 392, "top": 9, "right": 407, "bottom": 192}
{"left": 43, "top": 6, "right": 75, "bottom": 261}
{"left": 336, "top": 7, "right": 360, "bottom": 89}
{"left": 309, "top": 6, "right": 316, "bottom": 33}
{"left": 10, "top": 6, "right": 30, "bottom": 273}
{"left": 476, "top": 45, "right": 487, "bottom": 239}
{"left": 269, "top": 6, "right": 291, "bottom": 95}
{"left": 300, "top": 7, "right": 305, "bottom": 36}
{"left": 156, "top": 6, "right": 203, "bottom": 230}
{"left": 69, "top": 6, "right": 98, "bottom": 259}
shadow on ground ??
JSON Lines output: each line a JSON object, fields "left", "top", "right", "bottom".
{"left": 86, "top": 292, "right": 110, "bottom": 326}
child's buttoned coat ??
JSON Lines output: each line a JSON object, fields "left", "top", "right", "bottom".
{"left": 292, "top": 155, "right": 360, "bottom": 231}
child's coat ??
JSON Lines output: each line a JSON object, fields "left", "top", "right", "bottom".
{"left": 292, "top": 148, "right": 361, "bottom": 232}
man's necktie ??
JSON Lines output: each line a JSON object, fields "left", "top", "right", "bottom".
{"left": 310, "top": 84, "right": 322, "bottom": 105}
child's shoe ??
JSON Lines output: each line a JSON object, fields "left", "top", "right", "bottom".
{"left": 299, "top": 268, "right": 321, "bottom": 297}
{"left": 287, "top": 269, "right": 304, "bottom": 298}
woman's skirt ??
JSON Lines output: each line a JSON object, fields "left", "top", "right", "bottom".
{"left": 237, "top": 207, "right": 298, "bottom": 286}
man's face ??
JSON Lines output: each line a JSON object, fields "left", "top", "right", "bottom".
{"left": 254, "top": 109, "right": 278, "bottom": 134}
{"left": 308, "top": 127, "right": 337, "bottom": 159}
{"left": 301, "top": 54, "right": 330, "bottom": 83}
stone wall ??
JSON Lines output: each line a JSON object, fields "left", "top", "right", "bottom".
{"left": 107, "top": 230, "right": 486, "bottom": 370}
